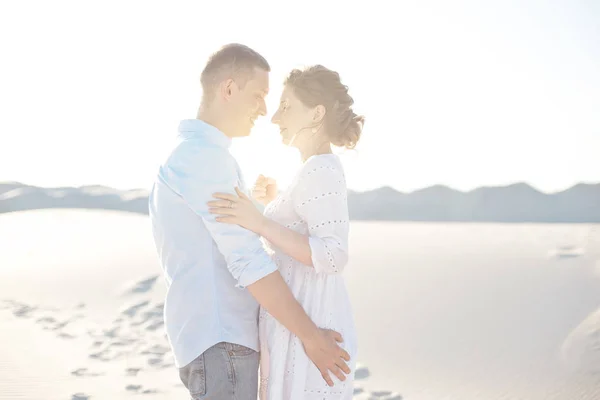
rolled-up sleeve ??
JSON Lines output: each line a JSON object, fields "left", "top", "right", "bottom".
{"left": 292, "top": 161, "right": 350, "bottom": 275}
{"left": 162, "top": 142, "right": 278, "bottom": 288}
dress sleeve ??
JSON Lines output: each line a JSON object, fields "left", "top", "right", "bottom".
{"left": 291, "top": 159, "right": 350, "bottom": 275}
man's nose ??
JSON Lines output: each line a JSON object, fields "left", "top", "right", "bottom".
{"left": 258, "top": 98, "right": 267, "bottom": 117}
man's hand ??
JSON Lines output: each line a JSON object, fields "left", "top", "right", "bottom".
{"left": 246, "top": 273, "right": 350, "bottom": 387}
{"left": 252, "top": 174, "right": 278, "bottom": 206}
{"left": 302, "top": 328, "right": 351, "bottom": 386}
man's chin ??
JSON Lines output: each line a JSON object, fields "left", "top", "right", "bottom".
{"left": 237, "top": 126, "right": 253, "bottom": 137}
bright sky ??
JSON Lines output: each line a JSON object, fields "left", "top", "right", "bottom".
{"left": 1, "top": 0, "right": 598, "bottom": 193}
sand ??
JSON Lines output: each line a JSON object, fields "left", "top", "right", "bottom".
{"left": 1, "top": 209, "right": 599, "bottom": 399}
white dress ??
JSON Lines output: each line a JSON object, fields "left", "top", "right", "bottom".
{"left": 259, "top": 154, "right": 358, "bottom": 400}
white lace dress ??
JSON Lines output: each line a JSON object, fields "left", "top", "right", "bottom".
{"left": 258, "top": 154, "right": 358, "bottom": 400}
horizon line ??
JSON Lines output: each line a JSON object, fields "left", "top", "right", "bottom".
{"left": 2, "top": 180, "right": 599, "bottom": 196}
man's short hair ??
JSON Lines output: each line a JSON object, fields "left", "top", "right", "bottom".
{"left": 200, "top": 43, "right": 270, "bottom": 98}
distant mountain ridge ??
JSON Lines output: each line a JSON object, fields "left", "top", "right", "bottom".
{"left": 347, "top": 182, "right": 600, "bottom": 222}
{"left": 1, "top": 181, "right": 599, "bottom": 223}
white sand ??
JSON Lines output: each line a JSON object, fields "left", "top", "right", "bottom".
{"left": 344, "top": 222, "right": 600, "bottom": 399}
{"left": 0, "top": 210, "right": 182, "bottom": 400}
{"left": 0, "top": 209, "right": 599, "bottom": 399}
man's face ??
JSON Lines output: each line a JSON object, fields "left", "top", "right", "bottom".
{"left": 228, "top": 67, "right": 269, "bottom": 137}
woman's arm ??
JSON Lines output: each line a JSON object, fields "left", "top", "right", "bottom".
{"left": 207, "top": 188, "right": 314, "bottom": 266}
{"left": 208, "top": 159, "right": 351, "bottom": 275}
{"left": 257, "top": 218, "right": 314, "bottom": 267}
{"left": 258, "top": 161, "right": 351, "bottom": 275}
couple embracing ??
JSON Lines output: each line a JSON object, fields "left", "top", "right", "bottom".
{"left": 149, "top": 43, "right": 365, "bottom": 400}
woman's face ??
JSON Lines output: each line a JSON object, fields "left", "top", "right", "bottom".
{"left": 271, "top": 86, "right": 319, "bottom": 149}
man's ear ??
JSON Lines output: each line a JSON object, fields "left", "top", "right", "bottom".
{"left": 220, "top": 79, "right": 235, "bottom": 101}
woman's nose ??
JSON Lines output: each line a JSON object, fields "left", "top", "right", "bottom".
{"left": 271, "top": 109, "right": 280, "bottom": 124}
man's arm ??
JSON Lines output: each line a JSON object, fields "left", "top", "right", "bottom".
{"left": 247, "top": 272, "right": 350, "bottom": 386}
{"left": 164, "top": 144, "right": 350, "bottom": 385}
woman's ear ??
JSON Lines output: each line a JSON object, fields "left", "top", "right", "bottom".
{"left": 313, "top": 105, "right": 326, "bottom": 123}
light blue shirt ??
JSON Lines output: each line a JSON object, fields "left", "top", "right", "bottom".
{"left": 148, "top": 119, "right": 278, "bottom": 368}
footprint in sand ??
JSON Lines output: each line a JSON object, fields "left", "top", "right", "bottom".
{"left": 4, "top": 300, "right": 60, "bottom": 317}
{"left": 139, "top": 343, "right": 175, "bottom": 369}
{"left": 145, "top": 320, "right": 164, "bottom": 331}
{"left": 125, "top": 367, "right": 143, "bottom": 376}
{"left": 371, "top": 391, "right": 393, "bottom": 397}
{"left": 126, "top": 384, "right": 160, "bottom": 394}
{"left": 141, "top": 344, "right": 170, "bottom": 356}
{"left": 5, "top": 300, "right": 85, "bottom": 340}
{"left": 89, "top": 350, "right": 110, "bottom": 361}
{"left": 377, "top": 393, "right": 401, "bottom": 400}
{"left": 140, "top": 344, "right": 173, "bottom": 368}
{"left": 13, "top": 303, "right": 36, "bottom": 318}
{"left": 351, "top": 364, "right": 402, "bottom": 400}
{"left": 90, "top": 347, "right": 130, "bottom": 362}
{"left": 87, "top": 321, "right": 116, "bottom": 339}
{"left": 37, "top": 316, "right": 58, "bottom": 325}
{"left": 34, "top": 310, "right": 85, "bottom": 338}
{"left": 0, "top": 299, "right": 12, "bottom": 310}
{"left": 125, "top": 275, "right": 159, "bottom": 295}
{"left": 132, "top": 303, "right": 164, "bottom": 326}
{"left": 109, "top": 339, "right": 135, "bottom": 347}
{"left": 87, "top": 324, "right": 146, "bottom": 361}
{"left": 549, "top": 245, "right": 585, "bottom": 259}
{"left": 54, "top": 315, "right": 87, "bottom": 339}
{"left": 110, "top": 299, "right": 163, "bottom": 329}
{"left": 58, "top": 332, "right": 76, "bottom": 339}
{"left": 121, "top": 301, "right": 150, "bottom": 318}
{"left": 354, "top": 391, "right": 402, "bottom": 400}
{"left": 354, "top": 364, "right": 370, "bottom": 380}
{"left": 71, "top": 368, "right": 104, "bottom": 377}
{"left": 147, "top": 357, "right": 164, "bottom": 367}
{"left": 47, "top": 318, "right": 72, "bottom": 331}
{"left": 89, "top": 346, "right": 122, "bottom": 362}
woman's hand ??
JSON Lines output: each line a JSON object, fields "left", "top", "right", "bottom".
{"left": 208, "top": 187, "right": 267, "bottom": 234}
{"left": 252, "top": 174, "right": 278, "bottom": 206}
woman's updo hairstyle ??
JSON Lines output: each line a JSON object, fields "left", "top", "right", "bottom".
{"left": 285, "top": 65, "right": 365, "bottom": 149}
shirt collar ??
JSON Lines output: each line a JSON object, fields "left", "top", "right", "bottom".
{"left": 177, "top": 119, "right": 232, "bottom": 149}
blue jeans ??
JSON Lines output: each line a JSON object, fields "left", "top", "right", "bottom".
{"left": 179, "top": 342, "right": 259, "bottom": 400}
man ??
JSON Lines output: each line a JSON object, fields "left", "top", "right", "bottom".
{"left": 148, "top": 43, "right": 350, "bottom": 399}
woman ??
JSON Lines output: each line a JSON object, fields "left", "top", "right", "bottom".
{"left": 208, "top": 65, "right": 364, "bottom": 399}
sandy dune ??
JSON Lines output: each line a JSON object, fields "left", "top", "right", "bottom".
{"left": 0, "top": 210, "right": 395, "bottom": 399}
{"left": 1, "top": 209, "right": 599, "bottom": 399}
